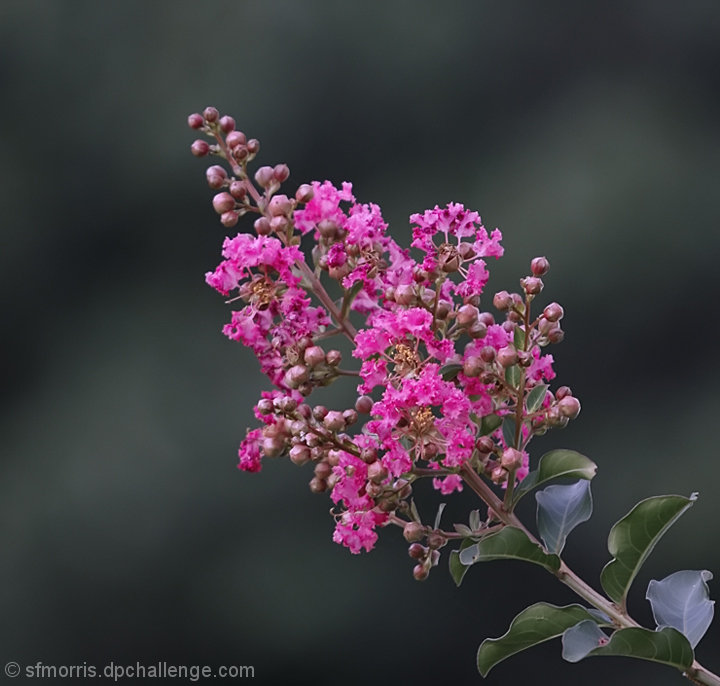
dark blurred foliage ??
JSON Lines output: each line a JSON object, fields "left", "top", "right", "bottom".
{"left": 1, "top": 1, "right": 720, "bottom": 684}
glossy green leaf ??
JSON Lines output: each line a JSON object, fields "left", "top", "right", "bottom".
{"left": 563, "top": 625, "right": 693, "bottom": 670}
{"left": 513, "top": 326, "right": 526, "bottom": 350}
{"left": 440, "top": 362, "right": 463, "bottom": 382}
{"left": 458, "top": 526, "right": 560, "bottom": 573}
{"left": 479, "top": 414, "right": 502, "bottom": 436}
{"left": 646, "top": 570, "right": 714, "bottom": 648}
{"left": 526, "top": 383, "right": 548, "bottom": 413}
{"left": 477, "top": 603, "right": 603, "bottom": 676}
{"left": 505, "top": 363, "right": 521, "bottom": 389}
{"left": 512, "top": 449, "right": 597, "bottom": 504}
{"left": 536, "top": 480, "right": 593, "bottom": 554}
{"left": 449, "top": 539, "right": 475, "bottom": 587}
{"left": 502, "top": 416, "right": 517, "bottom": 449}
{"left": 600, "top": 493, "right": 698, "bottom": 605}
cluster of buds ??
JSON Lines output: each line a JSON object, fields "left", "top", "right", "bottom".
{"left": 190, "top": 107, "right": 581, "bottom": 576}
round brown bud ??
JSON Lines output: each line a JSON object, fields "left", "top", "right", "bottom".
{"left": 289, "top": 445, "right": 311, "bottom": 466}
{"left": 202, "top": 106, "right": 219, "bottom": 123}
{"left": 403, "top": 522, "right": 425, "bottom": 543}
{"left": 212, "top": 192, "right": 235, "bottom": 214}
{"left": 295, "top": 184, "right": 314, "bottom": 203}
{"left": 323, "top": 411, "right": 345, "bottom": 432}
{"left": 190, "top": 139, "right": 210, "bottom": 157}
{"left": 284, "top": 365, "right": 309, "bottom": 388}
{"left": 205, "top": 164, "right": 227, "bottom": 189}
{"left": 555, "top": 385, "right": 572, "bottom": 400}
{"left": 463, "top": 356, "right": 483, "bottom": 378}
{"left": 219, "top": 115, "right": 235, "bottom": 133}
{"left": 267, "top": 194, "right": 292, "bottom": 217}
{"left": 426, "top": 532, "right": 445, "bottom": 549}
{"left": 478, "top": 312, "right": 495, "bottom": 327}
{"left": 355, "top": 395, "right": 374, "bottom": 414}
{"left": 521, "top": 276, "right": 544, "bottom": 295}
{"left": 479, "top": 346, "right": 496, "bottom": 363}
{"left": 246, "top": 138, "right": 260, "bottom": 154}
{"left": 225, "top": 131, "right": 246, "bottom": 148}
{"left": 413, "top": 564, "right": 430, "bottom": 581}
{"left": 303, "top": 345, "right": 326, "bottom": 367}
{"left": 229, "top": 181, "right": 247, "bottom": 200}
{"left": 254, "top": 216, "right": 272, "bottom": 236}
{"left": 496, "top": 345, "right": 519, "bottom": 368}
{"left": 313, "top": 461, "right": 332, "bottom": 479}
{"left": 558, "top": 396, "right": 581, "bottom": 419}
{"left": 476, "top": 435, "right": 495, "bottom": 454}
{"left": 530, "top": 256, "right": 550, "bottom": 276}
{"left": 501, "top": 447, "right": 524, "bottom": 470}
{"left": 309, "top": 476, "right": 327, "bottom": 493}
{"left": 220, "top": 211, "right": 239, "bottom": 228}
{"left": 325, "top": 350, "right": 342, "bottom": 366}
{"left": 408, "top": 543, "right": 427, "bottom": 559}
{"left": 543, "top": 302, "right": 564, "bottom": 322}
{"left": 312, "top": 405, "right": 328, "bottom": 421}
{"left": 273, "top": 164, "right": 290, "bottom": 183}
{"left": 394, "top": 284, "right": 415, "bottom": 305}
{"left": 548, "top": 326, "right": 565, "bottom": 344}
{"left": 367, "top": 461, "right": 388, "bottom": 484}
{"left": 493, "top": 290, "right": 512, "bottom": 311}
{"left": 342, "top": 409, "right": 358, "bottom": 426}
{"left": 188, "top": 113, "right": 204, "bottom": 129}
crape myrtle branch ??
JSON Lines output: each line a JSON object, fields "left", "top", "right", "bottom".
{"left": 189, "top": 108, "right": 719, "bottom": 685}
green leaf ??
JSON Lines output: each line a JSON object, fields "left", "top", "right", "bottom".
{"left": 563, "top": 624, "right": 693, "bottom": 671}
{"left": 433, "top": 502, "right": 446, "bottom": 530}
{"left": 513, "top": 326, "right": 525, "bottom": 350}
{"left": 526, "top": 383, "right": 548, "bottom": 413}
{"left": 600, "top": 493, "right": 698, "bottom": 606}
{"left": 512, "top": 449, "right": 597, "bottom": 504}
{"left": 449, "top": 539, "right": 475, "bottom": 587}
{"left": 646, "top": 570, "right": 714, "bottom": 648}
{"left": 502, "top": 416, "right": 517, "bottom": 449}
{"left": 505, "top": 364, "right": 521, "bottom": 388}
{"left": 458, "top": 526, "right": 560, "bottom": 573}
{"left": 479, "top": 414, "right": 502, "bottom": 436}
{"left": 477, "top": 603, "right": 604, "bottom": 676}
{"left": 440, "top": 362, "right": 463, "bottom": 382}
{"left": 536, "top": 480, "right": 593, "bottom": 554}
{"left": 469, "top": 509, "right": 481, "bottom": 531}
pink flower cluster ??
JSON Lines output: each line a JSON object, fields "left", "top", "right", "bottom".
{"left": 189, "top": 108, "right": 580, "bottom": 566}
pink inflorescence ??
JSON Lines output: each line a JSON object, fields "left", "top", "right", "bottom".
{"left": 190, "top": 108, "right": 579, "bottom": 573}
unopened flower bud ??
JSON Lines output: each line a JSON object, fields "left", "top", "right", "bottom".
{"left": 403, "top": 522, "right": 425, "bottom": 543}
{"left": 342, "top": 409, "right": 358, "bottom": 426}
{"left": 427, "top": 532, "right": 445, "bottom": 549}
{"left": 558, "top": 396, "right": 581, "bottom": 419}
{"left": 538, "top": 316, "right": 553, "bottom": 335}
{"left": 325, "top": 350, "right": 342, "bottom": 366}
{"left": 543, "top": 302, "right": 564, "bottom": 322}
{"left": 312, "top": 405, "right": 328, "bottom": 421}
{"left": 284, "top": 364, "right": 309, "bottom": 388}
{"left": 262, "top": 436, "right": 284, "bottom": 457}
{"left": 521, "top": 276, "right": 543, "bottom": 295}
{"left": 188, "top": 113, "right": 204, "bottom": 129}
{"left": 267, "top": 194, "right": 292, "bottom": 217}
{"left": 497, "top": 345, "right": 519, "bottom": 368}
{"left": 309, "top": 477, "right": 326, "bottom": 493}
{"left": 476, "top": 435, "right": 495, "bottom": 454}
{"left": 501, "top": 447, "right": 524, "bottom": 470}
{"left": 246, "top": 138, "right": 260, "bottom": 154}
{"left": 256, "top": 398, "right": 273, "bottom": 414}
{"left": 220, "top": 211, "right": 239, "bottom": 228}
{"left": 367, "top": 461, "right": 388, "bottom": 484}
{"left": 457, "top": 304, "right": 479, "bottom": 327}
{"left": 394, "top": 284, "right": 415, "bottom": 305}
{"left": 479, "top": 346, "right": 496, "bottom": 363}
{"left": 229, "top": 181, "right": 246, "bottom": 200}
{"left": 556, "top": 386, "right": 572, "bottom": 400}
{"left": 491, "top": 466, "right": 507, "bottom": 484}
{"left": 469, "top": 321, "right": 488, "bottom": 339}
{"left": 408, "top": 543, "right": 427, "bottom": 559}
{"left": 355, "top": 395, "right": 374, "bottom": 414}
{"left": 463, "top": 356, "right": 483, "bottom": 377}
{"left": 548, "top": 326, "right": 565, "bottom": 344}
{"left": 531, "top": 256, "right": 550, "bottom": 276}
{"left": 295, "top": 184, "right": 314, "bottom": 203}
{"left": 254, "top": 217, "right": 272, "bottom": 236}
{"left": 202, "top": 106, "right": 219, "bottom": 123}
{"left": 493, "top": 290, "right": 512, "bottom": 311}
{"left": 413, "top": 564, "right": 430, "bottom": 581}
{"left": 212, "top": 192, "right": 235, "bottom": 214}
{"left": 478, "top": 312, "right": 495, "bottom": 327}
{"left": 323, "top": 411, "right": 345, "bottom": 432}
{"left": 270, "top": 216, "right": 289, "bottom": 233}
{"left": 225, "top": 130, "right": 246, "bottom": 148}
{"left": 303, "top": 346, "right": 325, "bottom": 367}
{"left": 191, "top": 139, "right": 210, "bottom": 156}
{"left": 273, "top": 164, "right": 290, "bottom": 183}
{"left": 289, "top": 445, "right": 311, "bottom": 466}
{"left": 219, "top": 115, "right": 235, "bottom": 133}
{"left": 254, "top": 165, "right": 274, "bottom": 188}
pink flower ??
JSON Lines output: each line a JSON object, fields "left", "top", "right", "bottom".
{"left": 237, "top": 428, "right": 264, "bottom": 473}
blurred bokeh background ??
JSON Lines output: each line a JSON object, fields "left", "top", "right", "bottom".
{"left": 2, "top": 1, "right": 719, "bottom": 684}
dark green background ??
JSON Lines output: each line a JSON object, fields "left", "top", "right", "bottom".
{"left": 2, "top": 2, "right": 719, "bottom": 684}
